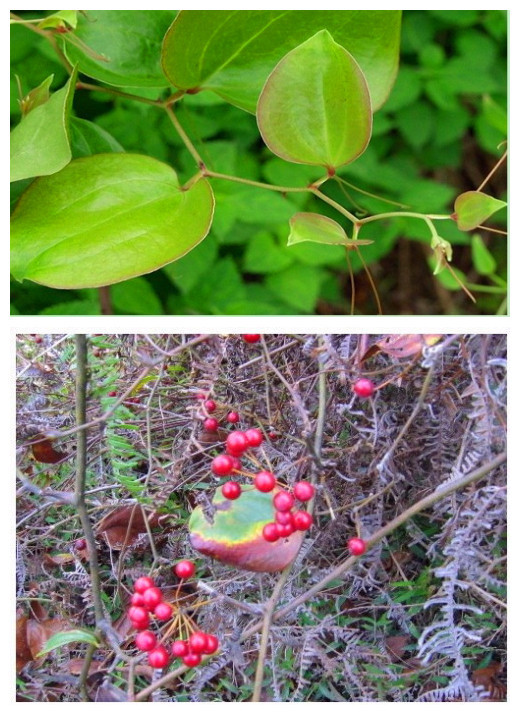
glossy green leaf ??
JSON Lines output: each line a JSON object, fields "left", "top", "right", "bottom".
{"left": 10, "top": 68, "right": 77, "bottom": 182}
{"left": 69, "top": 117, "right": 125, "bottom": 158}
{"left": 162, "top": 10, "right": 401, "bottom": 113}
{"left": 471, "top": 234, "right": 497, "bottom": 276}
{"left": 11, "top": 154, "right": 214, "bottom": 289}
{"left": 19, "top": 74, "right": 54, "bottom": 117}
{"left": 257, "top": 31, "right": 372, "bottom": 169}
{"left": 189, "top": 487, "right": 303, "bottom": 572}
{"left": 62, "top": 11, "right": 176, "bottom": 87}
{"left": 454, "top": 191, "right": 506, "bottom": 231}
{"left": 37, "top": 629, "right": 99, "bottom": 657}
{"left": 288, "top": 212, "right": 373, "bottom": 248}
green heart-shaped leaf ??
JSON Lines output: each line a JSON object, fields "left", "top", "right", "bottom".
{"left": 189, "top": 487, "right": 303, "bottom": 573}
{"left": 453, "top": 190, "right": 506, "bottom": 231}
{"left": 162, "top": 10, "right": 401, "bottom": 113}
{"left": 10, "top": 67, "right": 77, "bottom": 182}
{"left": 257, "top": 30, "right": 372, "bottom": 169}
{"left": 288, "top": 212, "right": 374, "bottom": 247}
{"left": 11, "top": 154, "right": 214, "bottom": 289}
{"left": 62, "top": 10, "right": 176, "bottom": 87}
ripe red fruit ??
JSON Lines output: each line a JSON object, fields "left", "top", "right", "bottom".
{"left": 203, "top": 634, "right": 219, "bottom": 654}
{"left": 203, "top": 417, "right": 219, "bottom": 431}
{"left": 171, "top": 640, "right": 189, "bottom": 658}
{"left": 254, "top": 471, "right": 276, "bottom": 493}
{"left": 108, "top": 390, "right": 117, "bottom": 397}
{"left": 183, "top": 652, "right": 202, "bottom": 668}
{"left": 353, "top": 378, "right": 375, "bottom": 398}
{"left": 227, "top": 411, "right": 240, "bottom": 423}
{"left": 273, "top": 491, "right": 294, "bottom": 512}
{"left": 222, "top": 481, "right": 242, "bottom": 500}
{"left": 268, "top": 431, "right": 278, "bottom": 440}
{"left": 195, "top": 392, "right": 206, "bottom": 400}
{"left": 262, "top": 523, "right": 280, "bottom": 542}
{"left": 142, "top": 587, "right": 163, "bottom": 610}
{"left": 134, "top": 576, "right": 155, "bottom": 593}
{"left": 230, "top": 457, "right": 242, "bottom": 472}
{"left": 244, "top": 428, "right": 263, "bottom": 447}
{"left": 243, "top": 334, "right": 261, "bottom": 343}
{"left": 135, "top": 630, "right": 157, "bottom": 652}
{"left": 275, "top": 510, "right": 294, "bottom": 526}
{"left": 226, "top": 431, "right": 249, "bottom": 456}
{"left": 189, "top": 632, "right": 208, "bottom": 654}
{"left": 34, "top": 335, "right": 43, "bottom": 344}
{"left": 204, "top": 399, "right": 217, "bottom": 412}
{"left": 211, "top": 454, "right": 234, "bottom": 476}
{"left": 292, "top": 510, "right": 313, "bottom": 531}
{"left": 154, "top": 602, "right": 173, "bottom": 620}
{"left": 293, "top": 481, "right": 315, "bottom": 502}
{"left": 129, "top": 607, "right": 150, "bottom": 630}
{"left": 130, "top": 592, "right": 146, "bottom": 607}
{"left": 276, "top": 522, "right": 294, "bottom": 538}
{"left": 74, "top": 538, "right": 87, "bottom": 550}
{"left": 148, "top": 646, "right": 169, "bottom": 668}
{"left": 348, "top": 537, "right": 367, "bottom": 556}
{"left": 174, "top": 560, "right": 195, "bottom": 579}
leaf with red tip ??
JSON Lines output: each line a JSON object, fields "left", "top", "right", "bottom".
{"left": 453, "top": 191, "right": 506, "bottom": 232}
{"left": 189, "top": 487, "right": 303, "bottom": 572}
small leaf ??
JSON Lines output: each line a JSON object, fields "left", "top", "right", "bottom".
{"left": 257, "top": 30, "right": 372, "bottom": 169}
{"left": 19, "top": 75, "right": 54, "bottom": 117}
{"left": 97, "top": 506, "right": 160, "bottom": 550}
{"left": 471, "top": 234, "right": 497, "bottom": 276}
{"left": 10, "top": 67, "right": 77, "bottom": 182}
{"left": 11, "top": 154, "right": 214, "bottom": 289}
{"left": 288, "top": 212, "right": 373, "bottom": 248}
{"left": 30, "top": 434, "right": 67, "bottom": 464}
{"left": 37, "top": 629, "right": 100, "bottom": 657}
{"left": 371, "top": 335, "right": 442, "bottom": 360}
{"left": 454, "top": 190, "right": 506, "bottom": 231}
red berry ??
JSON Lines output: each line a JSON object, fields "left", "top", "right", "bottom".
{"left": 292, "top": 510, "right": 313, "bottom": 531}
{"left": 203, "top": 417, "right": 219, "bottom": 432}
{"left": 243, "top": 334, "right": 261, "bottom": 343}
{"left": 268, "top": 431, "right": 278, "bottom": 440}
{"left": 230, "top": 457, "right": 242, "bottom": 472}
{"left": 262, "top": 523, "right": 280, "bottom": 542}
{"left": 74, "top": 538, "right": 87, "bottom": 550}
{"left": 174, "top": 560, "right": 195, "bottom": 579}
{"left": 129, "top": 607, "right": 150, "bottom": 630}
{"left": 131, "top": 592, "right": 145, "bottom": 607}
{"left": 254, "top": 471, "right": 276, "bottom": 493}
{"left": 142, "top": 586, "right": 163, "bottom": 610}
{"left": 34, "top": 336, "right": 43, "bottom": 344}
{"left": 134, "top": 576, "right": 155, "bottom": 594}
{"left": 275, "top": 510, "right": 294, "bottom": 526}
{"left": 226, "top": 431, "right": 249, "bottom": 456}
{"left": 348, "top": 537, "right": 367, "bottom": 556}
{"left": 188, "top": 632, "right": 208, "bottom": 654}
{"left": 171, "top": 640, "right": 189, "bottom": 658}
{"left": 353, "top": 378, "right": 375, "bottom": 398}
{"left": 273, "top": 491, "right": 294, "bottom": 512}
{"left": 222, "top": 481, "right": 242, "bottom": 500}
{"left": 108, "top": 390, "right": 117, "bottom": 397}
{"left": 148, "top": 646, "right": 169, "bottom": 668}
{"left": 183, "top": 652, "right": 202, "bottom": 668}
{"left": 203, "top": 634, "right": 219, "bottom": 654}
{"left": 227, "top": 411, "right": 240, "bottom": 423}
{"left": 135, "top": 630, "right": 157, "bottom": 652}
{"left": 204, "top": 399, "right": 217, "bottom": 413}
{"left": 293, "top": 481, "right": 315, "bottom": 502}
{"left": 195, "top": 392, "right": 206, "bottom": 400}
{"left": 211, "top": 454, "right": 234, "bottom": 476}
{"left": 244, "top": 428, "right": 263, "bottom": 448}
{"left": 154, "top": 602, "right": 173, "bottom": 620}
{"left": 276, "top": 522, "right": 294, "bottom": 537}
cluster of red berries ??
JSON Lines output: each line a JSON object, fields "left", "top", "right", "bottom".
{"left": 209, "top": 428, "right": 315, "bottom": 542}
{"left": 196, "top": 395, "right": 241, "bottom": 433}
{"left": 129, "top": 561, "right": 219, "bottom": 669}
{"left": 261, "top": 481, "right": 314, "bottom": 543}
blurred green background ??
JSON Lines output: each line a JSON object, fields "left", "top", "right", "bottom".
{"left": 10, "top": 10, "right": 507, "bottom": 315}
